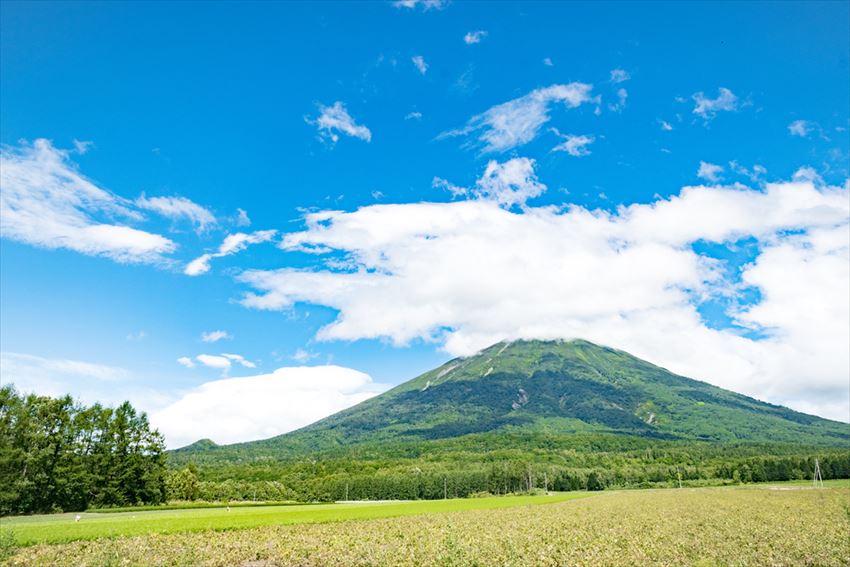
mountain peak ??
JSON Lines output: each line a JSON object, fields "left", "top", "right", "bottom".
{"left": 189, "top": 339, "right": 848, "bottom": 456}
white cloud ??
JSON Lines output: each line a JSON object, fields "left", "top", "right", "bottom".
{"left": 184, "top": 352, "right": 257, "bottom": 374}
{"left": 411, "top": 55, "right": 428, "bottom": 75}
{"left": 405, "top": 111, "right": 423, "bottom": 120}
{"left": 609, "top": 69, "right": 630, "bottom": 83}
{"left": 464, "top": 30, "right": 487, "bottom": 44}
{"left": 293, "top": 348, "right": 318, "bottom": 363}
{"left": 697, "top": 161, "right": 724, "bottom": 182}
{"left": 0, "top": 139, "right": 176, "bottom": 264}
{"left": 432, "top": 157, "right": 545, "bottom": 208}
{"left": 788, "top": 119, "right": 815, "bottom": 137}
{"left": 72, "top": 139, "right": 94, "bottom": 154}
{"left": 237, "top": 171, "right": 850, "bottom": 422}
{"left": 729, "top": 161, "right": 767, "bottom": 182}
{"left": 2, "top": 351, "right": 172, "bottom": 415}
{"left": 542, "top": 58, "right": 553, "bottom": 67}
{"left": 442, "top": 83, "right": 597, "bottom": 153}
{"left": 692, "top": 87, "right": 739, "bottom": 120}
{"left": 309, "top": 102, "right": 372, "bottom": 144}
{"left": 184, "top": 229, "right": 276, "bottom": 276}
{"left": 551, "top": 131, "right": 595, "bottom": 156}
{"left": 152, "top": 366, "right": 386, "bottom": 447}
{"left": 135, "top": 194, "right": 216, "bottom": 231}
{"left": 392, "top": 0, "right": 447, "bottom": 10}
{"left": 126, "top": 330, "right": 147, "bottom": 341}
{"left": 659, "top": 120, "right": 674, "bottom": 131}
{"left": 235, "top": 208, "right": 251, "bottom": 227}
{"left": 201, "top": 330, "right": 231, "bottom": 343}
{"left": 221, "top": 353, "right": 256, "bottom": 368}
{"left": 608, "top": 88, "right": 628, "bottom": 113}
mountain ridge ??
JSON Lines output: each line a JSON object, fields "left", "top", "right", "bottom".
{"left": 175, "top": 339, "right": 849, "bottom": 458}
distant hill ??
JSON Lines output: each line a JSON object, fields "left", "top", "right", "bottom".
{"left": 176, "top": 339, "right": 848, "bottom": 461}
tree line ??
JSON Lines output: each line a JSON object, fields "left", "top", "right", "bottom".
{"left": 166, "top": 451, "right": 850, "bottom": 503}
{"left": 2, "top": 385, "right": 848, "bottom": 514}
{"left": 0, "top": 386, "right": 167, "bottom": 515}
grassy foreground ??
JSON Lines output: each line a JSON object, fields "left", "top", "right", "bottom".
{"left": 1, "top": 493, "right": 588, "bottom": 546}
{"left": 4, "top": 486, "right": 849, "bottom": 567}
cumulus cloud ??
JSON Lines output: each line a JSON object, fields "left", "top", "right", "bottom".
{"left": 464, "top": 30, "right": 487, "bottom": 44}
{"left": 405, "top": 111, "right": 423, "bottom": 120}
{"left": 177, "top": 356, "right": 196, "bottom": 368}
{"left": 551, "top": 131, "right": 595, "bottom": 156}
{"left": 152, "top": 366, "right": 386, "bottom": 447}
{"left": 237, "top": 171, "right": 850, "bottom": 422}
{"left": 0, "top": 139, "right": 176, "bottom": 263}
{"left": 411, "top": 55, "right": 428, "bottom": 75}
{"left": 692, "top": 87, "right": 739, "bottom": 120}
{"left": 309, "top": 102, "right": 372, "bottom": 144}
{"left": 442, "top": 83, "right": 597, "bottom": 153}
{"left": 135, "top": 194, "right": 216, "bottom": 231}
{"left": 201, "top": 330, "right": 231, "bottom": 343}
{"left": 184, "top": 229, "right": 276, "bottom": 276}
{"left": 697, "top": 161, "right": 724, "bottom": 182}
{"left": 542, "top": 58, "right": 553, "bottom": 67}
{"left": 659, "top": 120, "right": 674, "bottom": 131}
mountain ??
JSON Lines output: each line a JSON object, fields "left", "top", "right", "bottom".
{"left": 178, "top": 340, "right": 849, "bottom": 460}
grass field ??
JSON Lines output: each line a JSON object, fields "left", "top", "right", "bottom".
{"left": 0, "top": 493, "right": 590, "bottom": 547}
{"left": 3, "top": 484, "right": 848, "bottom": 566}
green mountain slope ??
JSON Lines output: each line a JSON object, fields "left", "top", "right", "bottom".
{"left": 179, "top": 340, "right": 849, "bottom": 459}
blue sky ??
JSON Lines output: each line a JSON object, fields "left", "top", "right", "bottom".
{"left": 2, "top": 0, "right": 848, "bottom": 446}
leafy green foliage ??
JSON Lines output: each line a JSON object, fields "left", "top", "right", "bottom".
{"left": 0, "top": 386, "right": 167, "bottom": 515}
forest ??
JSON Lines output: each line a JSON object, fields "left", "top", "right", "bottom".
{"left": 0, "top": 386, "right": 167, "bottom": 515}
{"left": 2, "top": 386, "right": 848, "bottom": 514}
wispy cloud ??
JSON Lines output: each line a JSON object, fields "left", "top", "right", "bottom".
{"left": 607, "top": 88, "right": 628, "bottom": 113}
{"left": 180, "top": 352, "right": 257, "bottom": 374}
{"left": 609, "top": 68, "right": 630, "bottom": 83}
{"left": 185, "top": 230, "right": 277, "bottom": 276}
{"left": 411, "top": 55, "right": 428, "bottom": 75}
{"left": 432, "top": 157, "right": 546, "bottom": 208}
{"left": 442, "top": 83, "right": 597, "bottom": 153}
{"left": 391, "top": 0, "right": 448, "bottom": 10}
{"left": 201, "top": 330, "right": 232, "bottom": 343}
{"left": 135, "top": 194, "right": 216, "bottom": 231}
{"left": 788, "top": 119, "right": 820, "bottom": 138}
{"left": 692, "top": 87, "right": 739, "bottom": 120}
{"left": 308, "top": 102, "right": 372, "bottom": 144}
{"left": 0, "top": 139, "right": 176, "bottom": 264}
{"left": 464, "top": 30, "right": 487, "bottom": 44}
{"left": 697, "top": 161, "right": 724, "bottom": 182}
{"left": 551, "top": 131, "right": 595, "bottom": 156}
{"left": 405, "top": 111, "right": 423, "bottom": 120}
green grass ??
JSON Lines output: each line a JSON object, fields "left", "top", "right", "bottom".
{"left": 7, "top": 486, "right": 849, "bottom": 567}
{"left": 0, "top": 493, "right": 591, "bottom": 546}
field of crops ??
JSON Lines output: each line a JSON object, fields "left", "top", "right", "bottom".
{"left": 0, "top": 493, "right": 587, "bottom": 547}
{"left": 4, "top": 485, "right": 848, "bottom": 566}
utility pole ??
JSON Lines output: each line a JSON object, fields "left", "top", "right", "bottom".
{"left": 813, "top": 458, "right": 824, "bottom": 488}
{"left": 544, "top": 472, "right": 549, "bottom": 495}
{"left": 677, "top": 466, "right": 682, "bottom": 489}
{"left": 345, "top": 482, "right": 349, "bottom": 501}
